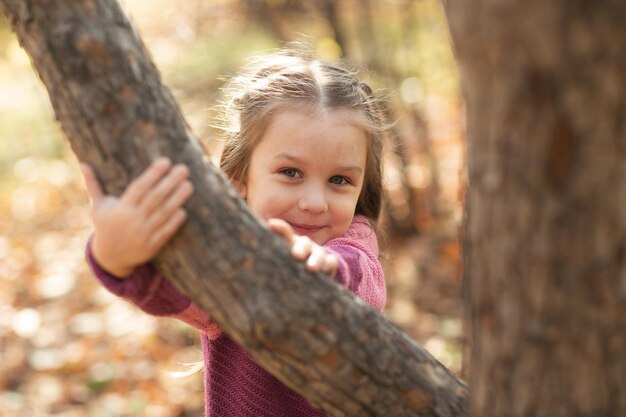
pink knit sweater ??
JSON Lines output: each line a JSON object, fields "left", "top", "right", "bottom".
{"left": 86, "top": 215, "right": 386, "bottom": 417}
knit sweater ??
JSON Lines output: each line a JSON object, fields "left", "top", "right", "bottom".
{"left": 86, "top": 215, "right": 386, "bottom": 417}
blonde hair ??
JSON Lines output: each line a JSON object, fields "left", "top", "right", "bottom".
{"left": 218, "top": 48, "right": 389, "bottom": 223}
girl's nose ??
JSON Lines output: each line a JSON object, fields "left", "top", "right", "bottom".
{"left": 298, "top": 186, "right": 328, "bottom": 214}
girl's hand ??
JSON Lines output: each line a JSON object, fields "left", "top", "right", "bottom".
{"left": 267, "top": 219, "right": 338, "bottom": 277}
{"left": 80, "top": 158, "right": 194, "bottom": 278}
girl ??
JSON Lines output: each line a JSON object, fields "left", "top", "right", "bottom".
{"left": 81, "top": 49, "right": 389, "bottom": 417}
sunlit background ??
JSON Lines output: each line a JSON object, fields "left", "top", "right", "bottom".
{"left": 0, "top": 1, "right": 465, "bottom": 416}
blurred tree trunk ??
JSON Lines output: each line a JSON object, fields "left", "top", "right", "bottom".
{"left": 446, "top": 1, "right": 626, "bottom": 416}
{"left": 317, "top": 0, "right": 348, "bottom": 55}
{"left": 0, "top": 0, "right": 469, "bottom": 416}
{"left": 240, "top": 0, "right": 290, "bottom": 41}
{"left": 350, "top": 0, "right": 439, "bottom": 236}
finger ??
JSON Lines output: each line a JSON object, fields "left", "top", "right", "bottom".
{"left": 268, "top": 218, "right": 295, "bottom": 244}
{"left": 140, "top": 164, "right": 190, "bottom": 214}
{"left": 291, "top": 236, "right": 313, "bottom": 261}
{"left": 323, "top": 253, "right": 339, "bottom": 277}
{"left": 80, "top": 163, "right": 105, "bottom": 204}
{"left": 306, "top": 246, "right": 327, "bottom": 272}
{"left": 123, "top": 157, "right": 172, "bottom": 205}
{"left": 147, "top": 209, "right": 188, "bottom": 252}
{"left": 145, "top": 180, "right": 194, "bottom": 230}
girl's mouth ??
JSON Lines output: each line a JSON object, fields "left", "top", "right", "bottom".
{"left": 289, "top": 223, "right": 325, "bottom": 235}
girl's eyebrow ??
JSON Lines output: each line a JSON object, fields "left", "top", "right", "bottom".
{"left": 274, "top": 152, "right": 363, "bottom": 174}
{"left": 337, "top": 165, "right": 363, "bottom": 174}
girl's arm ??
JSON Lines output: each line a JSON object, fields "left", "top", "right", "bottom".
{"left": 86, "top": 238, "right": 223, "bottom": 339}
{"left": 82, "top": 159, "right": 222, "bottom": 338}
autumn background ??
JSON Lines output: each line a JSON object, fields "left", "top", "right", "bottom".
{"left": 0, "top": 1, "right": 465, "bottom": 416}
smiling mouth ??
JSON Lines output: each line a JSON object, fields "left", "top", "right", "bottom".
{"left": 289, "top": 223, "right": 325, "bottom": 234}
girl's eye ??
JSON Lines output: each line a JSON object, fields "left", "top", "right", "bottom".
{"left": 280, "top": 168, "right": 299, "bottom": 178}
{"left": 329, "top": 175, "right": 349, "bottom": 185}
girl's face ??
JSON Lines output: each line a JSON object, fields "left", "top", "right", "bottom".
{"left": 239, "top": 108, "right": 367, "bottom": 245}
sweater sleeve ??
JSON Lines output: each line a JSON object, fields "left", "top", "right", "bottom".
{"left": 324, "top": 216, "right": 386, "bottom": 312}
{"left": 85, "top": 237, "right": 222, "bottom": 339}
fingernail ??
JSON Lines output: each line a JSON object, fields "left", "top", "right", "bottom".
{"left": 175, "top": 165, "right": 189, "bottom": 176}
{"left": 155, "top": 157, "right": 171, "bottom": 166}
{"left": 292, "top": 245, "right": 305, "bottom": 260}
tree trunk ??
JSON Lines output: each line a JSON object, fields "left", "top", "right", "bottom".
{"left": 0, "top": 1, "right": 468, "bottom": 416}
{"left": 446, "top": 1, "right": 626, "bottom": 416}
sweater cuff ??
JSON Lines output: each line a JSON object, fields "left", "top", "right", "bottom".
{"left": 85, "top": 236, "right": 191, "bottom": 315}
{"left": 324, "top": 246, "right": 352, "bottom": 289}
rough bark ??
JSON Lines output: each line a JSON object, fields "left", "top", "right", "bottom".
{"left": 446, "top": 1, "right": 626, "bottom": 416}
{"left": 0, "top": 1, "right": 468, "bottom": 416}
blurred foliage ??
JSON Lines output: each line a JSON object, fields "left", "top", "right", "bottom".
{"left": 0, "top": 1, "right": 465, "bottom": 416}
